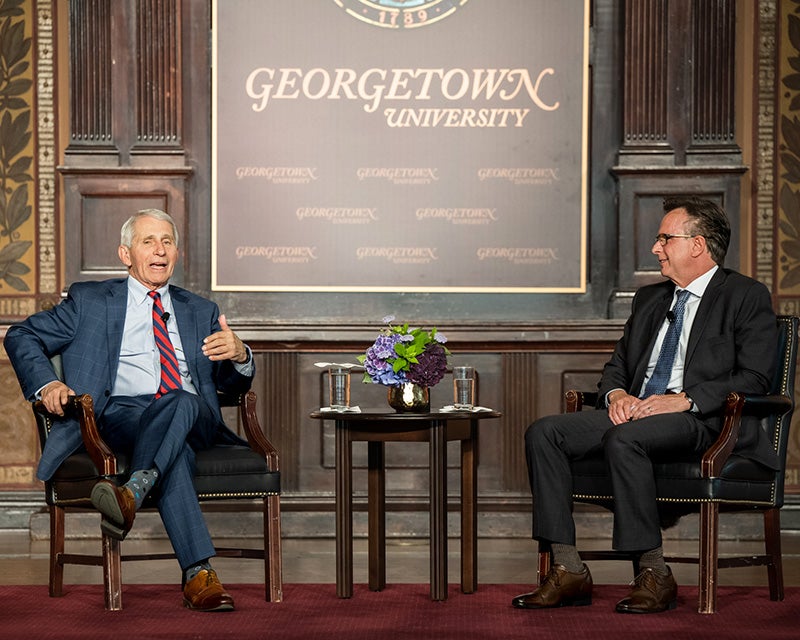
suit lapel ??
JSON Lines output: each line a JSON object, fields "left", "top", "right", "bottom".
{"left": 632, "top": 287, "right": 674, "bottom": 390}
{"left": 170, "top": 287, "right": 199, "bottom": 375}
{"left": 106, "top": 280, "right": 128, "bottom": 385}
{"left": 684, "top": 267, "right": 726, "bottom": 365}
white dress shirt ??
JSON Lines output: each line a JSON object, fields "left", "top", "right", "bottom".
{"left": 637, "top": 265, "right": 718, "bottom": 396}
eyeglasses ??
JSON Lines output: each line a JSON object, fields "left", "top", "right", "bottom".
{"left": 654, "top": 233, "right": 696, "bottom": 246}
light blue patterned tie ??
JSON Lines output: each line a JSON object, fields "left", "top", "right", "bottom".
{"left": 641, "top": 289, "right": 691, "bottom": 398}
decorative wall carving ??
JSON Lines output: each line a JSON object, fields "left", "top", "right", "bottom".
{"left": 134, "top": 0, "right": 181, "bottom": 148}
{"left": 0, "top": 0, "right": 35, "bottom": 297}
{"left": 68, "top": 0, "right": 113, "bottom": 147}
{"left": 622, "top": 0, "right": 669, "bottom": 151}
{"left": 776, "top": 0, "right": 800, "bottom": 489}
{"left": 690, "top": 0, "right": 736, "bottom": 150}
{"left": 35, "top": 0, "right": 57, "bottom": 298}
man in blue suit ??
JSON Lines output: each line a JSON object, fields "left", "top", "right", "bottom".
{"left": 5, "top": 209, "right": 253, "bottom": 612}
{"left": 512, "top": 197, "right": 778, "bottom": 614}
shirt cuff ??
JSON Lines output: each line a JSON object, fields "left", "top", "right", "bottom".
{"left": 233, "top": 345, "right": 254, "bottom": 377}
{"left": 33, "top": 380, "right": 59, "bottom": 401}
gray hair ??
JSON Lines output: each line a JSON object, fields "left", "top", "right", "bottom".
{"left": 120, "top": 209, "right": 179, "bottom": 248}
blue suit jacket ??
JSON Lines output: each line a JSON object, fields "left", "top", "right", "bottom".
{"left": 597, "top": 268, "right": 779, "bottom": 469}
{"left": 5, "top": 279, "right": 253, "bottom": 481}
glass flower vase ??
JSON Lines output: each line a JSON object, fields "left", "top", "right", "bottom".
{"left": 387, "top": 383, "right": 430, "bottom": 413}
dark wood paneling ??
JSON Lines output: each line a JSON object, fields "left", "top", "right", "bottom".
{"left": 247, "top": 342, "right": 617, "bottom": 508}
{"left": 502, "top": 353, "right": 539, "bottom": 491}
{"left": 60, "top": 170, "right": 190, "bottom": 284}
{"left": 68, "top": 0, "right": 113, "bottom": 148}
{"left": 691, "top": 0, "right": 736, "bottom": 152}
{"left": 610, "top": 169, "right": 744, "bottom": 316}
{"left": 135, "top": 0, "right": 182, "bottom": 148}
{"left": 612, "top": 0, "right": 742, "bottom": 316}
{"left": 623, "top": 0, "right": 670, "bottom": 152}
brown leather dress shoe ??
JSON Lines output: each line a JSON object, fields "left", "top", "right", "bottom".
{"left": 512, "top": 564, "right": 593, "bottom": 609}
{"left": 90, "top": 480, "right": 136, "bottom": 540}
{"left": 183, "top": 569, "right": 235, "bottom": 612}
{"left": 615, "top": 566, "right": 678, "bottom": 614}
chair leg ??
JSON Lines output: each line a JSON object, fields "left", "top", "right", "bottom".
{"left": 102, "top": 532, "right": 123, "bottom": 611}
{"left": 698, "top": 501, "right": 719, "bottom": 614}
{"left": 537, "top": 543, "right": 551, "bottom": 585}
{"left": 763, "top": 508, "right": 784, "bottom": 601}
{"left": 49, "top": 505, "right": 65, "bottom": 597}
{"left": 264, "top": 495, "right": 283, "bottom": 602}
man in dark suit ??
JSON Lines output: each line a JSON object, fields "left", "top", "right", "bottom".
{"left": 5, "top": 209, "right": 253, "bottom": 612}
{"left": 513, "top": 197, "right": 778, "bottom": 614}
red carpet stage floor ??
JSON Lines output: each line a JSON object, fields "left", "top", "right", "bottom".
{"left": 1, "top": 583, "right": 798, "bottom": 640}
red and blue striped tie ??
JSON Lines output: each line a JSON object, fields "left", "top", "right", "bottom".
{"left": 148, "top": 291, "right": 182, "bottom": 398}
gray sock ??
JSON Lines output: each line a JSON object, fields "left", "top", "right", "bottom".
{"left": 551, "top": 543, "right": 584, "bottom": 573}
{"left": 124, "top": 468, "right": 159, "bottom": 509}
{"left": 638, "top": 547, "right": 668, "bottom": 576}
{"left": 185, "top": 560, "right": 212, "bottom": 583}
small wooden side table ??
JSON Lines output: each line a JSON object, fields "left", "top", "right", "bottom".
{"left": 309, "top": 408, "right": 502, "bottom": 601}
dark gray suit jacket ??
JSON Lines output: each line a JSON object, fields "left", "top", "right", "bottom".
{"left": 597, "top": 268, "right": 779, "bottom": 469}
{"left": 4, "top": 278, "right": 252, "bottom": 481}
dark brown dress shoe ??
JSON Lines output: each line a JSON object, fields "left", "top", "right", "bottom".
{"left": 512, "top": 564, "right": 593, "bottom": 609}
{"left": 615, "top": 566, "right": 678, "bottom": 614}
{"left": 183, "top": 569, "right": 235, "bottom": 612}
{"left": 90, "top": 480, "right": 136, "bottom": 540}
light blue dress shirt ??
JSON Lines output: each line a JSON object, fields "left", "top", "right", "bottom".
{"left": 112, "top": 277, "right": 252, "bottom": 396}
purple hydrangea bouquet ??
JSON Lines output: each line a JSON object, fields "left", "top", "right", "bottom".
{"left": 357, "top": 315, "right": 450, "bottom": 387}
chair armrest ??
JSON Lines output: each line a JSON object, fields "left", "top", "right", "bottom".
{"left": 701, "top": 392, "right": 793, "bottom": 477}
{"left": 240, "top": 390, "right": 280, "bottom": 472}
{"left": 737, "top": 393, "right": 793, "bottom": 417}
{"left": 565, "top": 388, "right": 792, "bottom": 478}
{"left": 33, "top": 394, "right": 118, "bottom": 477}
{"left": 565, "top": 390, "right": 598, "bottom": 413}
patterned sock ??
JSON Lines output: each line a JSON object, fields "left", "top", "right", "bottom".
{"left": 638, "top": 547, "right": 668, "bottom": 576}
{"left": 184, "top": 560, "right": 213, "bottom": 584}
{"left": 124, "top": 468, "right": 159, "bottom": 510}
{"left": 551, "top": 543, "right": 584, "bottom": 573}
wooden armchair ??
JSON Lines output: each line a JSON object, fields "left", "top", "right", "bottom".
{"left": 34, "top": 389, "right": 282, "bottom": 610}
{"left": 537, "top": 315, "right": 798, "bottom": 614}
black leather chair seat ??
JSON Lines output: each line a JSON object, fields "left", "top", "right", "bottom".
{"left": 195, "top": 446, "right": 281, "bottom": 497}
{"left": 570, "top": 454, "right": 778, "bottom": 504}
{"left": 49, "top": 446, "right": 281, "bottom": 504}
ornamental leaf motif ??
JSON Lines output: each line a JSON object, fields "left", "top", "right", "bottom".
{"left": 0, "top": 3, "right": 33, "bottom": 292}
{"left": 780, "top": 10, "right": 800, "bottom": 291}
{"left": 0, "top": 0, "right": 26, "bottom": 20}
{"left": 783, "top": 238, "right": 800, "bottom": 260}
{"left": 780, "top": 218, "right": 800, "bottom": 240}
{"left": 781, "top": 151, "right": 800, "bottom": 183}
{"left": 779, "top": 183, "right": 800, "bottom": 290}
{"left": 784, "top": 73, "right": 800, "bottom": 90}
{"left": 782, "top": 265, "right": 800, "bottom": 290}
{"left": 3, "top": 184, "right": 31, "bottom": 233}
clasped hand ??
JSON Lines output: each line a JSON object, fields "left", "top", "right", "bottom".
{"left": 607, "top": 391, "right": 690, "bottom": 425}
